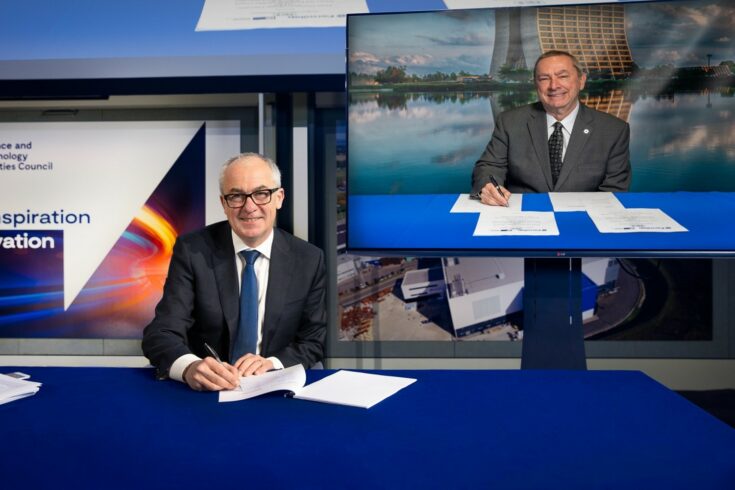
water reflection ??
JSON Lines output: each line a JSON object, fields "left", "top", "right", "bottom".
{"left": 627, "top": 89, "right": 735, "bottom": 191}
{"left": 349, "top": 88, "right": 735, "bottom": 194}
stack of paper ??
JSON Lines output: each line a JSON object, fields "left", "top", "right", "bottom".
{"left": 292, "top": 369, "right": 416, "bottom": 409}
{"left": 220, "top": 364, "right": 416, "bottom": 408}
{"left": 220, "top": 364, "right": 307, "bottom": 403}
{"left": 0, "top": 373, "right": 41, "bottom": 405}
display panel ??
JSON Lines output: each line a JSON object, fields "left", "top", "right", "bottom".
{"left": 0, "top": 0, "right": 343, "bottom": 81}
{"left": 331, "top": 113, "right": 716, "bottom": 345}
{"left": 0, "top": 120, "right": 240, "bottom": 338}
{"left": 0, "top": 0, "right": 445, "bottom": 96}
{"left": 346, "top": 0, "right": 735, "bottom": 256}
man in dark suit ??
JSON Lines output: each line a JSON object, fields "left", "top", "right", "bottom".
{"left": 472, "top": 50, "right": 631, "bottom": 205}
{"left": 142, "top": 153, "right": 326, "bottom": 391}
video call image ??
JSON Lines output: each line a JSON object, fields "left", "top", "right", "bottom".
{"left": 339, "top": 0, "right": 732, "bottom": 342}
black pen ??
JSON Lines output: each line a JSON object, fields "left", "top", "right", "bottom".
{"left": 488, "top": 175, "right": 508, "bottom": 207}
{"left": 203, "top": 342, "right": 223, "bottom": 364}
{"left": 204, "top": 342, "right": 242, "bottom": 389}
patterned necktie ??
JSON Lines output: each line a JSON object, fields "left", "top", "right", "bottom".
{"left": 549, "top": 121, "right": 564, "bottom": 186}
{"left": 231, "top": 250, "right": 260, "bottom": 362}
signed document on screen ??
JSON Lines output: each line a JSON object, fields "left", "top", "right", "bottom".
{"left": 219, "top": 365, "right": 416, "bottom": 408}
{"left": 450, "top": 193, "right": 522, "bottom": 213}
{"left": 587, "top": 208, "right": 687, "bottom": 233}
{"left": 474, "top": 211, "right": 559, "bottom": 236}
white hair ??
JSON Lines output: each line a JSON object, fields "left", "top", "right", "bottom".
{"left": 218, "top": 153, "right": 282, "bottom": 193}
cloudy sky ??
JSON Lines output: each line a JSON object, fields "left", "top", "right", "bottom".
{"left": 348, "top": 10, "right": 494, "bottom": 76}
{"left": 626, "top": 1, "right": 735, "bottom": 68}
{"left": 348, "top": 0, "right": 734, "bottom": 76}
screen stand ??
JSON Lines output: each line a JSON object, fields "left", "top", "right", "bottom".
{"left": 521, "top": 258, "right": 587, "bottom": 370}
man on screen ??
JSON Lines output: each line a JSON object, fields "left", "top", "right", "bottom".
{"left": 142, "top": 153, "right": 326, "bottom": 391}
{"left": 472, "top": 50, "right": 631, "bottom": 205}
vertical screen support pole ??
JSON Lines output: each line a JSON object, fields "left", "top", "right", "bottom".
{"left": 521, "top": 257, "right": 587, "bottom": 370}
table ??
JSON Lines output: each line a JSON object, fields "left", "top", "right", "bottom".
{"left": 347, "top": 192, "right": 735, "bottom": 256}
{"left": 1, "top": 368, "right": 733, "bottom": 489}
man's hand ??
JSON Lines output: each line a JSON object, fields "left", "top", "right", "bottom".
{"left": 234, "top": 354, "right": 275, "bottom": 377}
{"left": 480, "top": 182, "right": 511, "bottom": 207}
{"left": 183, "top": 357, "right": 240, "bottom": 391}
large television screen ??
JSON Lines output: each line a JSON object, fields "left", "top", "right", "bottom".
{"left": 345, "top": 0, "right": 735, "bottom": 256}
{"left": 0, "top": 1, "right": 345, "bottom": 80}
{"left": 0, "top": 0, "right": 438, "bottom": 96}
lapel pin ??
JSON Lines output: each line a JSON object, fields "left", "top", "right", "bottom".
{"left": 583, "top": 129, "right": 590, "bottom": 134}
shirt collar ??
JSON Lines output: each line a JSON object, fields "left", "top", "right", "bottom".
{"left": 231, "top": 228, "right": 274, "bottom": 260}
{"left": 546, "top": 101, "right": 580, "bottom": 133}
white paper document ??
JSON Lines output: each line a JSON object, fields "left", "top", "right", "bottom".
{"left": 219, "top": 364, "right": 306, "bottom": 402}
{"left": 196, "top": 0, "right": 369, "bottom": 31}
{"left": 292, "top": 370, "right": 416, "bottom": 409}
{"left": 0, "top": 374, "right": 41, "bottom": 406}
{"left": 219, "top": 365, "right": 416, "bottom": 408}
{"left": 549, "top": 192, "right": 624, "bottom": 212}
{"left": 587, "top": 208, "right": 688, "bottom": 233}
{"left": 450, "top": 193, "right": 522, "bottom": 213}
{"left": 444, "top": 0, "right": 616, "bottom": 8}
{"left": 474, "top": 211, "right": 559, "bottom": 236}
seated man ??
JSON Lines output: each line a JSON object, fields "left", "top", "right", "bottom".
{"left": 472, "top": 50, "right": 631, "bottom": 206}
{"left": 142, "top": 153, "right": 326, "bottom": 391}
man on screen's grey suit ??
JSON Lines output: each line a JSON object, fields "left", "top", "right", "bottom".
{"left": 472, "top": 50, "right": 631, "bottom": 204}
{"left": 472, "top": 101, "right": 631, "bottom": 194}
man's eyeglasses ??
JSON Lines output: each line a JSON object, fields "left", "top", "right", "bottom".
{"left": 222, "top": 188, "right": 280, "bottom": 208}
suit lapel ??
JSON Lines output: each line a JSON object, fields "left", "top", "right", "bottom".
{"left": 556, "top": 103, "right": 593, "bottom": 189}
{"left": 211, "top": 223, "right": 239, "bottom": 348}
{"left": 262, "top": 229, "right": 293, "bottom": 354}
{"left": 528, "top": 103, "right": 554, "bottom": 191}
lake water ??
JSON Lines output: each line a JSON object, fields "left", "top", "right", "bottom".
{"left": 348, "top": 89, "right": 735, "bottom": 194}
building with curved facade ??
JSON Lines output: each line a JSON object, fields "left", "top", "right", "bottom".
{"left": 490, "top": 4, "right": 634, "bottom": 80}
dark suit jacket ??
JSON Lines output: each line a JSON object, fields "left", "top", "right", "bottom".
{"left": 142, "top": 222, "right": 326, "bottom": 378}
{"left": 472, "top": 102, "right": 631, "bottom": 194}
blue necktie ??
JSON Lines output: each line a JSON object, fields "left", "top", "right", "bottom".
{"left": 231, "top": 250, "right": 259, "bottom": 362}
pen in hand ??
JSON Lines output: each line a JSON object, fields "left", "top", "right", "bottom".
{"left": 204, "top": 342, "right": 240, "bottom": 389}
{"left": 488, "top": 175, "right": 508, "bottom": 207}
{"left": 204, "top": 342, "right": 224, "bottom": 364}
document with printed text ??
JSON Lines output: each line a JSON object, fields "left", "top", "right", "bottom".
{"left": 196, "top": 0, "right": 369, "bottom": 31}
{"left": 474, "top": 211, "right": 559, "bottom": 236}
{"left": 587, "top": 208, "right": 688, "bottom": 233}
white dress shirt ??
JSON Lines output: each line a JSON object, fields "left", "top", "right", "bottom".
{"left": 169, "top": 227, "right": 283, "bottom": 383}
